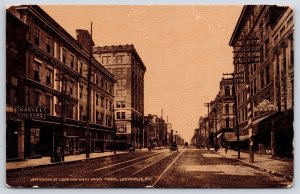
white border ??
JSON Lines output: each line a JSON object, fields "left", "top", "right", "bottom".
{"left": 1, "top": 1, "right": 298, "bottom": 194}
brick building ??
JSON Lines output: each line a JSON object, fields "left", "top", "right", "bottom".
{"left": 93, "top": 45, "right": 146, "bottom": 150}
{"left": 6, "top": 5, "right": 115, "bottom": 161}
{"left": 229, "top": 5, "right": 293, "bottom": 157}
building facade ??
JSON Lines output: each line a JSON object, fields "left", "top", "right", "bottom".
{"left": 7, "top": 5, "right": 115, "bottom": 161}
{"left": 93, "top": 45, "right": 146, "bottom": 150}
{"left": 229, "top": 5, "right": 293, "bottom": 156}
{"left": 216, "top": 78, "right": 235, "bottom": 145}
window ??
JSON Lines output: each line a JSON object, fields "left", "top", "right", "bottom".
{"left": 122, "top": 68, "right": 126, "bottom": 74}
{"left": 264, "top": 39, "right": 269, "bottom": 59}
{"left": 121, "top": 112, "right": 126, "bottom": 119}
{"left": 33, "top": 60, "right": 40, "bottom": 81}
{"left": 34, "top": 92, "right": 40, "bottom": 105}
{"left": 102, "top": 56, "right": 111, "bottom": 64}
{"left": 79, "top": 61, "right": 83, "bottom": 75}
{"left": 117, "top": 90, "right": 121, "bottom": 97}
{"left": 96, "top": 74, "right": 99, "bottom": 85}
{"left": 101, "top": 96, "right": 104, "bottom": 107}
{"left": 117, "top": 68, "right": 126, "bottom": 75}
{"left": 226, "top": 117, "right": 230, "bottom": 128}
{"left": 117, "top": 79, "right": 126, "bottom": 86}
{"left": 106, "top": 99, "right": 108, "bottom": 109}
{"left": 46, "top": 36, "right": 51, "bottom": 53}
{"left": 116, "top": 101, "right": 125, "bottom": 108}
{"left": 79, "top": 85, "right": 83, "bottom": 99}
{"left": 96, "top": 93, "right": 99, "bottom": 106}
{"left": 79, "top": 106, "right": 83, "bottom": 120}
{"left": 283, "top": 45, "right": 287, "bottom": 71}
{"left": 101, "top": 78, "right": 104, "bottom": 88}
{"left": 117, "top": 68, "right": 122, "bottom": 74}
{"left": 225, "top": 86, "right": 230, "bottom": 96}
{"left": 121, "top": 79, "right": 126, "bottom": 86}
{"left": 46, "top": 68, "right": 52, "bottom": 84}
{"left": 260, "top": 71, "right": 264, "bottom": 88}
{"left": 117, "top": 112, "right": 121, "bottom": 119}
{"left": 96, "top": 111, "right": 99, "bottom": 121}
{"left": 116, "top": 55, "right": 126, "bottom": 63}
{"left": 265, "top": 65, "right": 270, "bottom": 84}
{"left": 121, "top": 90, "right": 126, "bottom": 97}
{"left": 260, "top": 46, "right": 264, "bottom": 63}
{"left": 70, "top": 55, "right": 75, "bottom": 69}
{"left": 254, "top": 78, "right": 257, "bottom": 94}
{"left": 109, "top": 101, "right": 112, "bottom": 110}
{"left": 290, "top": 37, "right": 294, "bottom": 66}
{"left": 34, "top": 27, "right": 40, "bottom": 46}
{"left": 225, "top": 104, "right": 229, "bottom": 114}
{"left": 69, "top": 82, "right": 73, "bottom": 96}
{"left": 62, "top": 48, "right": 67, "bottom": 64}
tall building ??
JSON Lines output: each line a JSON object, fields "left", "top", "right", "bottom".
{"left": 93, "top": 45, "right": 146, "bottom": 149}
{"left": 6, "top": 5, "right": 115, "bottom": 161}
{"left": 229, "top": 5, "right": 293, "bottom": 157}
{"left": 216, "top": 78, "right": 235, "bottom": 145}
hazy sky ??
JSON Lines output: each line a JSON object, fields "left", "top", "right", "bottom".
{"left": 41, "top": 5, "right": 243, "bottom": 142}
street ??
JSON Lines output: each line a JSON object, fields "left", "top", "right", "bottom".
{"left": 6, "top": 148, "right": 291, "bottom": 188}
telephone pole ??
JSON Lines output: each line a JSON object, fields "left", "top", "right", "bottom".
{"left": 54, "top": 70, "right": 70, "bottom": 162}
{"left": 86, "top": 22, "right": 93, "bottom": 159}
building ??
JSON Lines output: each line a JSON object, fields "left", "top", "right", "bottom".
{"left": 199, "top": 116, "right": 210, "bottom": 148}
{"left": 143, "top": 114, "right": 156, "bottom": 148}
{"left": 216, "top": 78, "right": 235, "bottom": 146}
{"left": 6, "top": 5, "right": 115, "bottom": 161}
{"left": 93, "top": 45, "right": 146, "bottom": 150}
{"left": 229, "top": 5, "right": 293, "bottom": 157}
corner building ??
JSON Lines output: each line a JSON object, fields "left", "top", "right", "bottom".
{"left": 93, "top": 45, "right": 146, "bottom": 150}
{"left": 6, "top": 5, "right": 115, "bottom": 160}
{"left": 229, "top": 5, "right": 293, "bottom": 157}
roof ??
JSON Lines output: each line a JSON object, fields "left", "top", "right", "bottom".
{"left": 93, "top": 44, "right": 146, "bottom": 71}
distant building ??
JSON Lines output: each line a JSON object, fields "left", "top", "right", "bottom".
{"left": 6, "top": 5, "right": 116, "bottom": 161}
{"left": 216, "top": 78, "right": 235, "bottom": 145}
{"left": 229, "top": 5, "right": 293, "bottom": 157}
{"left": 93, "top": 45, "right": 146, "bottom": 149}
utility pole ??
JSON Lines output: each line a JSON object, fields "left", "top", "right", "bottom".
{"left": 86, "top": 22, "right": 93, "bottom": 159}
{"left": 54, "top": 70, "right": 69, "bottom": 162}
{"left": 112, "top": 105, "right": 116, "bottom": 154}
{"left": 204, "top": 102, "right": 211, "bottom": 149}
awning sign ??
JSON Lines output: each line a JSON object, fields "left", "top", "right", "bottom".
{"left": 254, "top": 99, "right": 277, "bottom": 113}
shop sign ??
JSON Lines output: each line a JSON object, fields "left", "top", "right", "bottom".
{"left": 16, "top": 106, "right": 47, "bottom": 119}
{"left": 254, "top": 99, "right": 277, "bottom": 113}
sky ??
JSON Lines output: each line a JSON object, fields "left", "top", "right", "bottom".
{"left": 41, "top": 5, "right": 243, "bottom": 142}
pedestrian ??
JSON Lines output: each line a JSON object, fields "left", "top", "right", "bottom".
{"left": 225, "top": 144, "right": 228, "bottom": 154}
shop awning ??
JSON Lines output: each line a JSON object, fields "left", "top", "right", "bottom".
{"left": 252, "top": 115, "right": 270, "bottom": 126}
{"left": 227, "top": 135, "right": 249, "bottom": 142}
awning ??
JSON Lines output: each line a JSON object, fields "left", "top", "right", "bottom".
{"left": 252, "top": 115, "right": 271, "bottom": 126}
{"left": 227, "top": 135, "right": 249, "bottom": 142}
{"left": 217, "top": 133, "right": 222, "bottom": 139}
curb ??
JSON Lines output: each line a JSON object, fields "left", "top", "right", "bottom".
{"left": 6, "top": 152, "right": 127, "bottom": 172}
{"left": 213, "top": 151, "right": 293, "bottom": 182}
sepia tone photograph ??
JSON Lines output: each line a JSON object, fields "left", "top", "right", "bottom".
{"left": 5, "top": 4, "right": 294, "bottom": 188}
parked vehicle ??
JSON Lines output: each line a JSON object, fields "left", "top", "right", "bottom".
{"left": 170, "top": 143, "right": 178, "bottom": 152}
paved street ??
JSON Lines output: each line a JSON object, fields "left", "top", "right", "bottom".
{"left": 6, "top": 148, "right": 291, "bottom": 188}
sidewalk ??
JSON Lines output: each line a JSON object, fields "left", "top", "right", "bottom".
{"left": 214, "top": 148, "right": 294, "bottom": 181}
{"left": 6, "top": 151, "right": 127, "bottom": 171}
